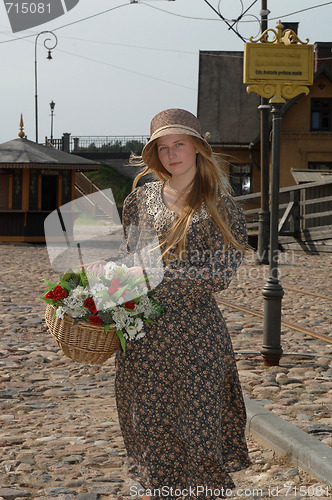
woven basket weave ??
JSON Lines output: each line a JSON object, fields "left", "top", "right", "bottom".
{"left": 45, "top": 304, "right": 120, "bottom": 364}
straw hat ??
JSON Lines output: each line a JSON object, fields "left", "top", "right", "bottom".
{"left": 142, "top": 108, "right": 212, "bottom": 165}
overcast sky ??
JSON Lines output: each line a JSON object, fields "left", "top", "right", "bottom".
{"left": 1, "top": 0, "right": 331, "bottom": 144}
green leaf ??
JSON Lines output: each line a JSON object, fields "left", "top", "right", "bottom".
{"left": 104, "top": 324, "right": 110, "bottom": 334}
{"left": 95, "top": 289, "right": 109, "bottom": 297}
{"left": 85, "top": 270, "right": 102, "bottom": 287}
{"left": 41, "top": 297, "right": 57, "bottom": 305}
{"left": 58, "top": 277, "right": 71, "bottom": 292}
{"left": 43, "top": 279, "right": 56, "bottom": 288}
{"left": 112, "top": 285, "right": 128, "bottom": 301}
{"left": 116, "top": 328, "right": 126, "bottom": 353}
{"left": 80, "top": 270, "right": 89, "bottom": 288}
{"left": 62, "top": 269, "right": 77, "bottom": 281}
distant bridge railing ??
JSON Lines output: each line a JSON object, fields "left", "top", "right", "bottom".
{"left": 45, "top": 134, "right": 149, "bottom": 153}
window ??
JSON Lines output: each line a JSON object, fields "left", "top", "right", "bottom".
{"left": 0, "top": 174, "right": 9, "bottom": 210}
{"left": 311, "top": 99, "right": 332, "bottom": 131}
{"left": 229, "top": 163, "right": 252, "bottom": 196}
{"left": 42, "top": 175, "right": 57, "bottom": 211}
{"left": 308, "top": 162, "right": 332, "bottom": 170}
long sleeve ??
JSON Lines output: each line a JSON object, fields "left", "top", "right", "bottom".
{"left": 117, "top": 186, "right": 247, "bottom": 296}
{"left": 164, "top": 197, "right": 247, "bottom": 294}
{"left": 116, "top": 189, "right": 166, "bottom": 289}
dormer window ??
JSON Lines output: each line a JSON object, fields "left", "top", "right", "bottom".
{"left": 311, "top": 98, "right": 332, "bottom": 131}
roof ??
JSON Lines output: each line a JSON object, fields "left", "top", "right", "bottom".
{"left": 197, "top": 51, "right": 261, "bottom": 145}
{"left": 0, "top": 138, "right": 100, "bottom": 170}
{"left": 291, "top": 169, "right": 332, "bottom": 184}
{"left": 197, "top": 50, "right": 332, "bottom": 146}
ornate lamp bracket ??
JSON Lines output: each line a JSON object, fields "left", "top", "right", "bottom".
{"left": 249, "top": 20, "right": 309, "bottom": 46}
{"left": 245, "top": 21, "right": 313, "bottom": 104}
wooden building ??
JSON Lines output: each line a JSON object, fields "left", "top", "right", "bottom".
{"left": 0, "top": 122, "right": 100, "bottom": 243}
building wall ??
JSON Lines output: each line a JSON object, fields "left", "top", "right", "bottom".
{"left": 279, "top": 71, "right": 332, "bottom": 188}
{"left": 0, "top": 167, "right": 74, "bottom": 242}
{"left": 214, "top": 146, "right": 261, "bottom": 198}
{"left": 198, "top": 51, "right": 261, "bottom": 144}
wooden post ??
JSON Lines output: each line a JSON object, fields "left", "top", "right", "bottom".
{"left": 38, "top": 174, "right": 42, "bottom": 210}
{"left": 8, "top": 175, "right": 13, "bottom": 210}
{"left": 289, "top": 190, "right": 300, "bottom": 236}
{"left": 71, "top": 171, "right": 76, "bottom": 200}
{"left": 22, "top": 169, "right": 29, "bottom": 211}
{"left": 57, "top": 175, "right": 62, "bottom": 208}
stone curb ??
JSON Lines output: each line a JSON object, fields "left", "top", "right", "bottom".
{"left": 244, "top": 396, "right": 332, "bottom": 486}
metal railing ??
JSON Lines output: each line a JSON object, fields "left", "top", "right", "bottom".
{"left": 46, "top": 135, "right": 149, "bottom": 153}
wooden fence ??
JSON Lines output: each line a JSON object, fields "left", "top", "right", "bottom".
{"left": 236, "top": 180, "right": 332, "bottom": 251}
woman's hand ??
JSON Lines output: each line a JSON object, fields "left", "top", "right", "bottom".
{"left": 127, "top": 266, "right": 145, "bottom": 280}
{"left": 127, "top": 266, "right": 148, "bottom": 289}
{"left": 81, "top": 260, "right": 107, "bottom": 275}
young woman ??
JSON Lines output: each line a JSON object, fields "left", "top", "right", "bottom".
{"left": 113, "top": 108, "right": 250, "bottom": 498}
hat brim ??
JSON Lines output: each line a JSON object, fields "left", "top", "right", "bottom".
{"left": 142, "top": 126, "right": 212, "bottom": 165}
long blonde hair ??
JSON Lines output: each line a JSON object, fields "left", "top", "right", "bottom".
{"left": 130, "top": 136, "right": 247, "bottom": 262}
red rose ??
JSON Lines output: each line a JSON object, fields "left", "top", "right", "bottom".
{"left": 52, "top": 286, "right": 68, "bottom": 300}
{"left": 124, "top": 301, "right": 136, "bottom": 310}
{"left": 108, "top": 278, "right": 120, "bottom": 295}
{"left": 45, "top": 290, "right": 55, "bottom": 299}
{"left": 108, "top": 278, "right": 126, "bottom": 298}
{"left": 89, "top": 315, "right": 103, "bottom": 325}
{"left": 84, "top": 297, "right": 97, "bottom": 314}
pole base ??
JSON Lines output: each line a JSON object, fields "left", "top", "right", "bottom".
{"left": 260, "top": 346, "right": 283, "bottom": 366}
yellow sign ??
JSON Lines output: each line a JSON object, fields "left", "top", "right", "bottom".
{"left": 243, "top": 21, "right": 314, "bottom": 103}
{"left": 244, "top": 44, "right": 314, "bottom": 85}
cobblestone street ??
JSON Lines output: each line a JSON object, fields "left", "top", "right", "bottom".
{"left": 0, "top": 243, "right": 331, "bottom": 499}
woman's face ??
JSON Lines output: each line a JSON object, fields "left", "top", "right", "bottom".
{"left": 156, "top": 134, "right": 198, "bottom": 179}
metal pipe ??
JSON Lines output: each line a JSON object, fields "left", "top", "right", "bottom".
{"left": 256, "top": 0, "right": 270, "bottom": 265}
{"left": 261, "top": 102, "right": 284, "bottom": 365}
{"left": 34, "top": 31, "right": 58, "bottom": 143}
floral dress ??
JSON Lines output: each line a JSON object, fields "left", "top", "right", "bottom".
{"left": 115, "top": 181, "right": 250, "bottom": 498}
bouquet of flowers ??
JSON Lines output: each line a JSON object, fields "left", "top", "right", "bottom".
{"left": 42, "top": 261, "right": 164, "bottom": 354}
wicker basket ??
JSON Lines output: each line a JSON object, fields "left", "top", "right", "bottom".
{"left": 45, "top": 304, "right": 120, "bottom": 364}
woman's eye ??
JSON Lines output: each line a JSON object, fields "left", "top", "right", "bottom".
{"left": 176, "top": 143, "right": 183, "bottom": 147}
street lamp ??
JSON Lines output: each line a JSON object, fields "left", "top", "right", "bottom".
{"left": 34, "top": 31, "right": 58, "bottom": 143}
{"left": 50, "top": 101, "right": 55, "bottom": 143}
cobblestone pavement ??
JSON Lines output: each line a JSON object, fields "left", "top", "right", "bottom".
{"left": 0, "top": 244, "right": 331, "bottom": 499}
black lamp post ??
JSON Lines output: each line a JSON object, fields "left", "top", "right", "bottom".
{"left": 34, "top": 31, "right": 58, "bottom": 144}
{"left": 50, "top": 101, "right": 55, "bottom": 143}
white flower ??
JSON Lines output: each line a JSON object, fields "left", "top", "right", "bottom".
{"left": 125, "top": 325, "right": 137, "bottom": 340}
{"left": 135, "top": 331, "right": 146, "bottom": 340}
{"left": 67, "top": 306, "right": 85, "bottom": 318}
{"left": 113, "top": 263, "right": 129, "bottom": 278}
{"left": 135, "top": 295, "right": 152, "bottom": 316}
{"left": 104, "top": 262, "right": 115, "bottom": 280}
{"left": 102, "top": 300, "right": 117, "bottom": 310}
{"left": 124, "top": 287, "right": 141, "bottom": 302}
{"left": 112, "top": 307, "right": 130, "bottom": 330}
{"left": 134, "top": 318, "right": 143, "bottom": 332}
{"left": 104, "top": 262, "right": 129, "bottom": 280}
{"left": 71, "top": 286, "right": 89, "bottom": 300}
{"left": 91, "top": 283, "right": 107, "bottom": 294}
{"left": 55, "top": 306, "right": 65, "bottom": 319}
